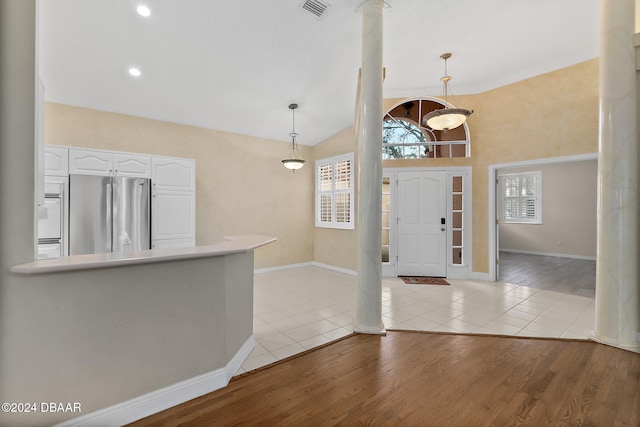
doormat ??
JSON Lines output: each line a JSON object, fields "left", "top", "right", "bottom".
{"left": 400, "top": 276, "right": 450, "bottom": 286}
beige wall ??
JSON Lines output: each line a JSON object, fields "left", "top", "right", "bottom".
{"left": 498, "top": 160, "right": 598, "bottom": 258}
{"left": 311, "top": 58, "right": 599, "bottom": 274}
{"left": 312, "top": 127, "right": 359, "bottom": 270}
{"left": 466, "top": 58, "right": 598, "bottom": 273}
{"left": 45, "top": 103, "right": 314, "bottom": 269}
{"left": 46, "top": 59, "right": 599, "bottom": 274}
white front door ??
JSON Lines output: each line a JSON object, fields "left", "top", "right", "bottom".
{"left": 397, "top": 170, "right": 447, "bottom": 277}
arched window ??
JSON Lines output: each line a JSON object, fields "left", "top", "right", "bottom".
{"left": 382, "top": 98, "right": 470, "bottom": 159}
{"left": 382, "top": 118, "right": 432, "bottom": 159}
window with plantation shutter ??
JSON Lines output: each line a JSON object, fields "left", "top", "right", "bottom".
{"left": 316, "top": 153, "right": 354, "bottom": 229}
{"left": 502, "top": 171, "right": 542, "bottom": 224}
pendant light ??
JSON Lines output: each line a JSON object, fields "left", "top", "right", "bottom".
{"left": 282, "top": 103, "right": 305, "bottom": 171}
{"left": 423, "top": 53, "right": 473, "bottom": 131}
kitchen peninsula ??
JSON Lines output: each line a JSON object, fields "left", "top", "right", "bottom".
{"left": 9, "top": 235, "right": 276, "bottom": 427}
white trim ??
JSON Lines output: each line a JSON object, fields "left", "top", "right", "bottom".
{"left": 446, "top": 265, "right": 471, "bottom": 280}
{"left": 315, "top": 153, "right": 355, "bottom": 229}
{"left": 500, "top": 171, "right": 542, "bottom": 224}
{"left": 488, "top": 153, "right": 598, "bottom": 281}
{"left": 54, "top": 336, "right": 256, "bottom": 427}
{"left": 500, "top": 248, "right": 596, "bottom": 261}
{"left": 383, "top": 166, "right": 473, "bottom": 280}
{"left": 254, "top": 262, "right": 314, "bottom": 274}
{"left": 471, "top": 271, "right": 491, "bottom": 281}
{"left": 310, "top": 262, "right": 357, "bottom": 276}
{"left": 255, "top": 262, "right": 357, "bottom": 277}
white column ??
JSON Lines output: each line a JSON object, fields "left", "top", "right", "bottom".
{"left": 354, "top": 0, "right": 385, "bottom": 334}
{"left": 592, "top": 0, "right": 640, "bottom": 353}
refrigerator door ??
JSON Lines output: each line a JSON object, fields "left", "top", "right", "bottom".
{"left": 69, "top": 175, "right": 113, "bottom": 255}
{"left": 112, "top": 177, "right": 151, "bottom": 253}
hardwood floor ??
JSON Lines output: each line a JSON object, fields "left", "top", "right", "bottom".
{"left": 129, "top": 331, "right": 640, "bottom": 426}
{"left": 499, "top": 251, "right": 596, "bottom": 298}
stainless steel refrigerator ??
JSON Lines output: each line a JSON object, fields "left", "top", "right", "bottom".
{"left": 69, "top": 174, "right": 151, "bottom": 255}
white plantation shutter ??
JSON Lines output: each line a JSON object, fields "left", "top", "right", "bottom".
{"left": 502, "top": 172, "right": 541, "bottom": 223}
{"left": 316, "top": 153, "right": 354, "bottom": 229}
{"left": 319, "top": 163, "right": 333, "bottom": 191}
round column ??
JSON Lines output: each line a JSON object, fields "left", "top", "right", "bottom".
{"left": 592, "top": 0, "right": 640, "bottom": 353}
{"left": 354, "top": 0, "right": 385, "bottom": 334}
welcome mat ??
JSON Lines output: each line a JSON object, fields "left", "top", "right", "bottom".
{"left": 400, "top": 276, "right": 450, "bottom": 286}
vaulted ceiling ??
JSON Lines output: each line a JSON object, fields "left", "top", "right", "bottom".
{"left": 39, "top": 0, "right": 599, "bottom": 146}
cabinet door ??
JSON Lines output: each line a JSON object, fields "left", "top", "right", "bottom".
{"left": 69, "top": 149, "right": 113, "bottom": 176}
{"left": 152, "top": 238, "right": 196, "bottom": 249}
{"left": 114, "top": 153, "right": 151, "bottom": 178}
{"left": 44, "top": 146, "right": 69, "bottom": 176}
{"left": 152, "top": 157, "right": 195, "bottom": 191}
{"left": 152, "top": 191, "right": 195, "bottom": 241}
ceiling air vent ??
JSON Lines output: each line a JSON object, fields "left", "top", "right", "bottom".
{"left": 301, "top": 0, "right": 330, "bottom": 20}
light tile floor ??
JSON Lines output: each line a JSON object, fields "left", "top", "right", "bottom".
{"left": 236, "top": 265, "right": 595, "bottom": 375}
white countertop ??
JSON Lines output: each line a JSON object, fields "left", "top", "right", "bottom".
{"left": 11, "top": 235, "right": 277, "bottom": 274}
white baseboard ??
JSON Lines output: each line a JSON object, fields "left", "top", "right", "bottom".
{"left": 55, "top": 336, "right": 256, "bottom": 427}
{"left": 257, "top": 262, "right": 492, "bottom": 281}
{"left": 310, "top": 262, "right": 357, "bottom": 276}
{"left": 254, "top": 262, "right": 313, "bottom": 274}
{"left": 471, "top": 271, "right": 491, "bottom": 281}
{"left": 500, "top": 248, "right": 596, "bottom": 261}
{"left": 255, "top": 262, "right": 357, "bottom": 277}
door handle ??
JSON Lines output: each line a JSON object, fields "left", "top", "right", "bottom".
{"left": 441, "top": 227, "right": 446, "bottom": 231}
{"left": 106, "top": 181, "right": 113, "bottom": 252}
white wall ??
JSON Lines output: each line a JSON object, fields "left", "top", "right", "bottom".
{"left": 498, "top": 159, "right": 597, "bottom": 258}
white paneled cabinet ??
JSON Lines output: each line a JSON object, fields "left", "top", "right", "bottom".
{"left": 69, "top": 149, "right": 113, "bottom": 176}
{"left": 152, "top": 192, "right": 196, "bottom": 244}
{"left": 152, "top": 157, "right": 195, "bottom": 191}
{"left": 44, "top": 146, "right": 69, "bottom": 176}
{"left": 151, "top": 156, "right": 196, "bottom": 248}
{"left": 69, "top": 149, "right": 152, "bottom": 178}
{"left": 114, "top": 153, "right": 152, "bottom": 177}
{"left": 42, "top": 146, "right": 195, "bottom": 253}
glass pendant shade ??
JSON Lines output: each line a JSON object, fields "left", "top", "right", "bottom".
{"left": 423, "top": 108, "right": 472, "bottom": 131}
{"left": 282, "top": 134, "right": 305, "bottom": 170}
{"left": 282, "top": 104, "right": 305, "bottom": 171}
{"left": 282, "top": 159, "right": 305, "bottom": 170}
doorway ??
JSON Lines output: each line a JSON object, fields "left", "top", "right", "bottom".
{"left": 489, "top": 154, "right": 598, "bottom": 288}
{"left": 396, "top": 170, "right": 447, "bottom": 277}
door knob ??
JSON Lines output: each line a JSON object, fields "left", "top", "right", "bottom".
{"left": 441, "top": 227, "right": 446, "bottom": 231}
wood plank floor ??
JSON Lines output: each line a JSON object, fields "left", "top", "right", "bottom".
{"left": 129, "top": 331, "right": 640, "bottom": 426}
{"left": 499, "top": 252, "right": 596, "bottom": 298}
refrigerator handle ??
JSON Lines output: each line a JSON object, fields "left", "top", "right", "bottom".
{"left": 106, "top": 181, "right": 113, "bottom": 252}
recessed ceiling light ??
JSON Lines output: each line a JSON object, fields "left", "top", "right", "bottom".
{"left": 136, "top": 5, "right": 151, "bottom": 17}
{"left": 128, "top": 67, "right": 142, "bottom": 77}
